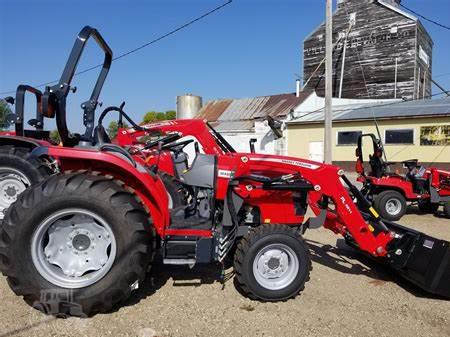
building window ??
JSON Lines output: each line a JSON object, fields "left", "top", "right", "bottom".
{"left": 420, "top": 125, "right": 450, "bottom": 146}
{"left": 385, "top": 129, "right": 414, "bottom": 145}
{"left": 337, "top": 131, "right": 362, "bottom": 145}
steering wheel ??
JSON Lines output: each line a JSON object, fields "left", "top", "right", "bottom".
{"left": 142, "top": 133, "right": 181, "bottom": 150}
{"left": 98, "top": 102, "right": 148, "bottom": 133}
{"left": 161, "top": 139, "right": 194, "bottom": 152}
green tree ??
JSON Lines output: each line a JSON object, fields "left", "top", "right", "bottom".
{"left": 142, "top": 110, "right": 176, "bottom": 124}
{"left": 142, "top": 111, "right": 159, "bottom": 124}
{"left": 156, "top": 112, "right": 166, "bottom": 121}
{"left": 0, "top": 100, "right": 13, "bottom": 130}
{"left": 50, "top": 130, "right": 61, "bottom": 144}
{"left": 165, "top": 110, "right": 176, "bottom": 120}
{"left": 107, "top": 120, "right": 129, "bottom": 139}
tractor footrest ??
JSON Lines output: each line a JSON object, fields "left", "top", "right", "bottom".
{"left": 163, "top": 258, "right": 196, "bottom": 266}
{"left": 163, "top": 236, "right": 214, "bottom": 264}
{"left": 385, "top": 221, "right": 450, "bottom": 298}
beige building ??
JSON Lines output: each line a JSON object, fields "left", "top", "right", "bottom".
{"left": 287, "top": 97, "right": 450, "bottom": 170}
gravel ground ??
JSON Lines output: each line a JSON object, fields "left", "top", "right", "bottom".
{"left": 1, "top": 210, "right": 449, "bottom": 337}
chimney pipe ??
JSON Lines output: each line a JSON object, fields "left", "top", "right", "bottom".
{"left": 296, "top": 79, "right": 301, "bottom": 97}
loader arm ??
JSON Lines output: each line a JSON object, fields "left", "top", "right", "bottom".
{"left": 237, "top": 155, "right": 393, "bottom": 257}
{"left": 234, "top": 154, "right": 450, "bottom": 298}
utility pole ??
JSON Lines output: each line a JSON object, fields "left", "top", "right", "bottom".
{"left": 324, "top": 0, "right": 333, "bottom": 164}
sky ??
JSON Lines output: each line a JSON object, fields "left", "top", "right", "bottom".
{"left": 0, "top": 0, "right": 449, "bottom": 131}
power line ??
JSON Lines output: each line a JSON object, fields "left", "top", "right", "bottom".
{"left": 0, "top": 0, "right": 232, "bottom": 96}
{"left": 399, "top": 3, "right": 450, "bottom": 31}
{"left": 435, "top": 72, "right": 450, "bottom": 79}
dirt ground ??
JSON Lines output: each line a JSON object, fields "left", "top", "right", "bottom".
{"left": 1, "top": 209, "right": 449, "bottom": 337}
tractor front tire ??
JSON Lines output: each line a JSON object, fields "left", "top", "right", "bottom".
{"left": 418, "top": 200, "right": 439, "bottom": 214}
{"left": 444, "top": 201, "right": 450, "bottom": 219}
{"left": 374, "top": 190, "right": 406, "bottom": 221}
{"left": 0, "top": 146, "right": 52, "bottom": 219}
{"left": 234, "top": 224, "right": 311, "bottom": 302}
{"left": 0, "top": 172, "right": 154, "bottom": 317}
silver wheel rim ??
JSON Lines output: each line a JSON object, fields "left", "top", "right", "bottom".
{"left": 386, "top": 198, "right": 402, "bottom": 216}
{"left": 0, "top": 167, "right": 30, "bottom": 219}
{"left": 253, "top": 243, "right": 299, "bottom": 290}
{"left": 31, "top": 208, "right": 117, "bottom": 289}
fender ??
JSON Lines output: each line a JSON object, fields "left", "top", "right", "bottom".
{"left": 369, "top": 176, "right": 420, "bottom": 200}
{"left": 0, "top": 135, "right": 50, "bottom": 149}
{"left": 31, "top": 145, "right": 170, "bottom": 236}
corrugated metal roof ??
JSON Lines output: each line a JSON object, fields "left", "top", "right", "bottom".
{"left": 289, "top": 97, "right": 450, "bottom": 124}
{"left": 214, "top": 120, "right": 255, "bottom": 132}
{"left": 197, "top": 91, "right": 312, "bottom": 122}
{"left": 196, "top": 99, "right": 232, "bottom": 121}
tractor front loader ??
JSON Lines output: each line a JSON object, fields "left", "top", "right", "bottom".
{"left": 0, "top": 26, "right": 449, "bottom": 318}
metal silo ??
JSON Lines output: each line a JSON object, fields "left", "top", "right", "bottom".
{"left": 176, "top": 94, "right": 203, "bottom": 119}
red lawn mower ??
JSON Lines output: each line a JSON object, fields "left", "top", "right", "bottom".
{"left": 355, "top": 133, "right": 450, "bottom": 220}
{"left": 0, "top": 26, "right": 449, "bottom": 317}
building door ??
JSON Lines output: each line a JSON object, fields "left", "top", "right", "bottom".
{"left": 309, "top": 141, "right": 324, "bottom": 162}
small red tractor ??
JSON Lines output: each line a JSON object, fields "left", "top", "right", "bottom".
{"left": 0, "top": 27, "right": 449, "bottom": 317}
{"left": 355, "top": 133, "right": 450, "bottom": 220}
{"left": 0, "top": 86, "right": 55, "bottom": 219}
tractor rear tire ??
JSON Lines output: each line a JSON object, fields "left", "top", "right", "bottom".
{"left": 373, "top": 190, "right": 406, "bottom": 221}
{"left": 418, "top": 200, "right": 439, "bottom": 214}
{"left": 0, "top": 172, "right": 154, "bottom": 317}
{"left": 444, "top": 202, "right": 450, "bottom": 219}
{"left": 0, "top": 145, "right": 52, "bottom": 219}
{"left": 234, "top": 224, "right": 311, "bottom": 302}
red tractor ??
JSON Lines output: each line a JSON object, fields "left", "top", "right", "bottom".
{"left": 0, "top": 86, "right": 55, "bottom": 218}
{"left": 0, "top": 26, "right": 449, "bottom": 317}
{"left": 355, "top": 133, "right": 450, "bottom": 220}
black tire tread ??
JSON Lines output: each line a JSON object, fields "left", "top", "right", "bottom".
{"left": 233, "top": 224, "right": 311, "bottom": 302}
{"left": 0, "top": 145, "right": 52, "bottom": 179}
{"left": 0, "top": 171, "right": 154, "bottom": 317}
{"left": 418, "top": 200, "right": 439, "bottom": 214}
{"left": 373, "top": 190, "right": 406, "bottom": 221}
{"left": 443, "top": 201, "right": 450, "bottom": 219}
{"left": 159, "top": 171, "right": 186, "bottom": 208}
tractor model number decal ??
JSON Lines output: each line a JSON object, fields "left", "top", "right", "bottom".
{"left": 340, "top": 196, "right": 353, "bottom": 214}
{"left": 218, "top": 170, "right": 233, "bottom": 178}
{"left": 249, "top": 157, "right": 320, "bottom": 170}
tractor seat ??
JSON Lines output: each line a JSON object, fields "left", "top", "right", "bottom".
{"left": 93, "top": 125, "right": 111, "bottom": 145}
{"left": 93, "top": 125, "right": 136, "bottom": 167}
{"left": 402, "top": 159, "right": 419, "bottom": 170}
{"left": 369, "top": 155, "right": 385, "bottom": 178}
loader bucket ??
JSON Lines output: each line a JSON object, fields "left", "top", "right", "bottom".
{"left": 384, "top": 221, "right": 450, "bottom": 298}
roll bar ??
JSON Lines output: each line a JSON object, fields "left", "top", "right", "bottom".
{"left": 14, "top": 85, "right": 43, "bottom": 136}
{"left": 42, "top": 26, "right": 113, "bottom": 146}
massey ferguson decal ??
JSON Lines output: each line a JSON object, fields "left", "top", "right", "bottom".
{"left": 218, "top": 169, "right": 233, "bottom": 178}
{"left": 249, "top": 157, "right": 320, "bottom": 170}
